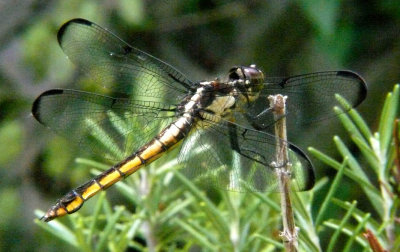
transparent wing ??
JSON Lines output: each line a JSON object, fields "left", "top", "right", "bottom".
{"left": 178, "top": 112, "right": 314, "bottom": 192}
{"left": 244, "top": 70, "right": 367, "bottom": 130}
{"left": 32, "top": 89, "right": 177, "bottom": 160}
{"left": 57, "top": 18, "right": 194, "bottom": 104}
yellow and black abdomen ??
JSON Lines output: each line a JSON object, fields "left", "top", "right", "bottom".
{"left": 41, "top": 116, "right": 192, "bottom": 222}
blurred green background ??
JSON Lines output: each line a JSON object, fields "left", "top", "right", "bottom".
{"left": 0, "top": 0, "right": 399, "bottom": 251}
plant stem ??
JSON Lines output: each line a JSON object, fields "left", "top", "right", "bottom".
{"left": 268, "top": 94, "right": 298, "bottom": 252}
{"left": 139, "top": 171, "right": 157, "bottom": 252}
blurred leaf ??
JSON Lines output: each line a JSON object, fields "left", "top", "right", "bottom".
{"left": 34, "top": 211, "right": 78, "bottom": 247}
{"left": 87, "top": 191, "right": 106, "bottom": 243}
{"left": 73, "top": 217, "right": 92, "bottom": 252}
{"left": 115, "top": 217, "right": 142, "bottom": 252}
{"left": 0, "top": 120, "right": 22, "bottom": 165}
{"left": 173, "top": 170, "right": 230, "bottom": 240}
{"left": 380, "top": 0, "right": 400, "bottom": 18}
{"left": 43, "top": 136, "right": 73, "bottom": 178}
{"left": 0, "top": 188, "right": 20, "bottom": 226}
{"left": 252, "top": 234, "right": 284, "bottom": 249}
{"left": 118, "top": 0, "right": 145, "bottom": 25}
{"left": 174, "top": 218, "right": 218, "bottom": 250}
{"left": 22, "top": 22, "right": 56, "bottom": 81}
{"left": 56, "top": 0, "right": 100, "bottom": 23}
{"left": 96, "top": 206, "right": 125, "bottom": 252}
{"left": 298, "top": 0, "right": 340, "bottom": 36}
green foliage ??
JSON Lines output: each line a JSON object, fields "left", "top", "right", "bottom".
{"left": 309, "top": 84, "right": 399, "bottom": 251}
{"left": 36, "top": 85, "right": 399, "bottom": 251}
{"left": 0, "top": 120, "right": 23, "bottom": 165}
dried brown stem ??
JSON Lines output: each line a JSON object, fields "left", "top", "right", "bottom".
{"left": 268, "top": 94, "right": 298, "bottom": 252}
{"left": 363, "top": 229, "right": 387, "bottom": 252}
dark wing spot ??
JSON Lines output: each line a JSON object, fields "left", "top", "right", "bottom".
{"left": 57, "top": 18, "right": 93, "bottom": 45}
{"left": 31, "top": 89, "right": 65, "bottom": 123}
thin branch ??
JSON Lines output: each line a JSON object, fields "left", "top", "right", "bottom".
{"left": 268, "top": 94, "right": 298, "bottom": 252}
{"left": 363, "top": 229, "right": 387, "bottom": 252}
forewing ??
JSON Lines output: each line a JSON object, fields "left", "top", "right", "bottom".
{"left": 57, "top": 18, "right": 194, "bottom": 104}
{"left": 246, "top": 71, "right": 367, "bottom": 130}
{"left": 178, "top": 113, "right": 314, "bottom": 192}
{"left": 32, "top": 89, "right": 177, "bottom": 160}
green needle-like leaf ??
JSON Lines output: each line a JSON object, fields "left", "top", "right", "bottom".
{"left": 323, "top": 221, "right": 368, "bottom": 248}
{"left": 334, "top": 136, "right": 384, "bottom": 216}
{"left": 315, "top": 159, "right": 347, "bottom": 226}
{"left": 174, "top": 218, "right": 218, "bottom": 250}
{"left": 351, "top": 134, "right": 380, "bottom": 173}
{"left": 158, "top": 198, "right": 193, "bottom": 223}
{"left": 250, "top": 191, "right": 280, "bottom": 212}
{"left": 342, "top": 213, "right": 371, "bottom": 252}
{"left": 326, "top": 201, "right": 357, "bottom": 252}
{"left": 95, "top": 206, "right": 125, "bottom": 252}
{"left": 332, "top": 199, "right": 381, "bottom": 232}
{"left": 335, "top": 106, "right": 367, "bottom": 145}
{"left": 308, "top": 147, "right": 381, "bottom": 198}
{"left": 88, "top": 191, "right": 106, "bottom": 243}
{"left": 115, "top": 215, "right": 143, "bottom": 252}
{"left": 173, "top": 170, "right": 230, "bottom": 241}
{"left": 334, "top": 136, "right": 367, "bottom": 179}
{"left": 34, "top": 211, "right": 78, "bottom": 247}
{"left": 73, "top": 217, "right": 92, "bottom": 252}
{"left": 379, "top": 85, "right": 399, "bottom": 154}
{"left": 252, "top": 234, "right": 284, "bottom": 249}
{"left": 335, "top": 94, "right": 373, "bottom": 141}
{"left": 75, "top": 158, "right": 110, "bottom": 170}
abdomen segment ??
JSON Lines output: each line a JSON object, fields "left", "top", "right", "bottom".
{"left": 41, "top": 117, "right": 191, "bottom": 222}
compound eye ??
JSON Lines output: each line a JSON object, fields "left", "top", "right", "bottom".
{"left": 243, "top": 67, "right": 264, "bottom": 85}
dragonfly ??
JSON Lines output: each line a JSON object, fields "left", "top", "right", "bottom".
{"left": 32, "top": 18, "right": 367, "bottom": 222}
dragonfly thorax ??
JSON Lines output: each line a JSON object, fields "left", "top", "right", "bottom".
{"left": 179, "top": 66, "right": 265, "bottom": 118}
{"left": 178, "top": 82, "right": 237, "bottom": 119}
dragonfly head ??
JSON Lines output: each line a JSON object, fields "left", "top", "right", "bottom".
{"left": 229, "top": 65, "right": 264, "bottom": 96}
